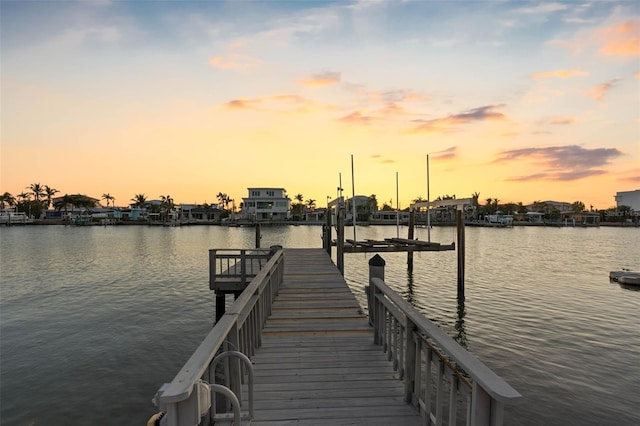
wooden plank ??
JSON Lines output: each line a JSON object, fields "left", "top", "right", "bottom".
{"left": 242, "top": 248, "right": 421, "bottom": 425}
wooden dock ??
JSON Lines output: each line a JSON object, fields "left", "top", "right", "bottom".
{"left": 248, "top": 248, "right": 421, "bottom": 425}
{"left": 154, "top": 246, "right": 520, "bottom": 426}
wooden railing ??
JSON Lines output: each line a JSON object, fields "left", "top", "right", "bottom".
{"left": 209, "top": 249, "right": 274, "bottom": 292}
{"left": 152, "top": 249, "right": 284, "bottom": 426}
{"left": 368, "top": 274, "right": 522, "bottom": 426}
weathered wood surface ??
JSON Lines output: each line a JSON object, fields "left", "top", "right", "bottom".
{"left": 247, "top": 248, "right": 421, "bottom": 425}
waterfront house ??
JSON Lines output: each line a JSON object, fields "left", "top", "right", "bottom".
{"left": 241, "top": 188, "right": 291, "bottom": 222}
{"left": 524, "top": 212, "right": 544, "bottom": 223}
{"left": 614, "top": 189, "right": 640, "bottom": 212}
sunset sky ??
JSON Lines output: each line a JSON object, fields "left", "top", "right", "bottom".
{"left": 2, "top": 0, "right": 638, "bottom": 210}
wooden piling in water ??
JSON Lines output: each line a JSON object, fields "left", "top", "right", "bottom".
{"left": 456, "top": 209, "right": 465, "bottom": 299}
{"left": 407, "top": 209, "right": 415, "bottom": 272}
{"left": 337, "top": 203, "right": 345, "bottom": 275}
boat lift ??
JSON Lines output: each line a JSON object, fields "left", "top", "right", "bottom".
{"left": 323, "top": 197, "right": 472, "bottom": 299}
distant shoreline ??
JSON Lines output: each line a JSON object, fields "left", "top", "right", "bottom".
{"left": 5, "top": 220, "right": 638, "bottom": 228}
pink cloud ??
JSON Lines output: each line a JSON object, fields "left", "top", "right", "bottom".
{"left": 338, "top": 111, "right": 373, "bottom": 125}
{"left": 410, "top": 105, "right": 507, "bottom": 133}
{"left": 586, "top": 78, "right": 621, "bottom": 101}
{"left": 494, "top": 145, "right": 623, "bottom": 181}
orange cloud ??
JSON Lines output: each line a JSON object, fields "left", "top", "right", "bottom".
{"left": 619, "top": 172, "right": 640, "bottom": 183}
{"left": 224, "top": 98, "right": 261, "bottom": 110}
{"left": 338, "top": 111, "right": 373, "bottom": 125}
{"left": 598, "top": 21, "right": 640, "bottom": 57}
{"left": 298, "top": 72, "right": 341, "bottom": 87}
{"left": 371, "top": 155, "right": 395, "bottom": 164}
{"left": 586, "top": 78, "right": 621, "bottom": 101}
{"left": 223, "top": 94, "right": 316, "bottom": 113}
{"left": 431, "top": 146, "right": 457, "bottom": 161}
{"left": 209, "top": 54, "right": 261, "bottom": 70}
{"left": 532, "top": 69, "right": 588, "bottom": 79}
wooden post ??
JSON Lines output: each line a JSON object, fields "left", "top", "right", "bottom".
{"left": 215, "top": 292, "right": 225, "bottom": 323}
{"left": 337, "top": 203, "right": 345, "bottom": 275}
{"left": 255, "top": 223, "right": 261, "bottom": 248}
{"left": 404, "top": 318, "right": 417, "bottom": 404}
{"left": 407, "top": 209, "right": 415, "bottom": 272}
{"left": 324, "top": 208, "right": 332, "bottom": 256}
{"left": 227, "top": 323, "right": 241, "bottom": 409}
{"left": 368, "top": 255, "right": 385, "bottom": 327}
{"left": 456, "top": 209, "right": 465, "bottom": 299}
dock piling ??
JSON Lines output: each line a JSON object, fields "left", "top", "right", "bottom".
{"left": 407, "top": 210, "right": 415, "bottom": 272}
{"left": 368, "top": 254, "right": 385, "bottom": 327}
{"left": 456, "top": 209, "right": 465, "bottom": 299}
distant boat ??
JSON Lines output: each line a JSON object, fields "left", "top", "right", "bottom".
{"left": 467, "top": 214, "right": 513, "bottom": 227}
{"left": 0, "top": 210, "right": 33, "bottom": 225}
{"left": 609, "top": 270, "right": 640, "bottom": 286}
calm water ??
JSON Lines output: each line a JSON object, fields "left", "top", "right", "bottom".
{"left": 1, "top": 225, "right": 638, "bottom": 425}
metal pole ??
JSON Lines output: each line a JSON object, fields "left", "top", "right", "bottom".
{"left": 396, "top": 172, "right": 400, "bottom": 238}
{"left": 351, "top": 154, "right": 356, "bottom": 244}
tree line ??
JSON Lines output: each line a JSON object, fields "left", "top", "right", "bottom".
{"left": 0, "top": 184, "right": 635, "bottom": 223}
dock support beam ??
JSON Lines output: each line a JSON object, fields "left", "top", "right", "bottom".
{"left": 337, "top": 203, "right": 345, "bottom": 275}
{"left": 456, "top": 209, "right": 465, "bottom": 299}
{"left": 367, "top": 255, "right": 385, "bottom": 327}
{"left": 323, "top": 209, "right": 332, "bottom": 256}
{"left": 407, "top": 209, "right": 415, "bottom": 272}
{"left": 215, "top": 292, "right": 225, "bottom": 323}
{"left": 255, "top": 223, "right": 261, "bottom": 248}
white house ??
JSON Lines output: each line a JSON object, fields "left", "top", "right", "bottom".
{"left": 614, "top": 190, "right": 640, "bottom": 212}
{"left": 241, "top": 188, "right": 291, "bottom": 221}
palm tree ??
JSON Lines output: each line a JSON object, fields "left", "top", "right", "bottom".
{"left": 306, "top": 199, "right": 316, "bottom": 211}
{"left": 102, "top": 193, "right": 115, "bottom": 207}
{"left": 28, "top": 183, "right": 45, "bottom": 204}
{"left": 366, "top": 195, "right": 378, "bottom": 217}
{"left": 160, "top": 195, "right": 174, "bottom": 221}
{"left": 216, "top": 192, "right": 230, "bottom": 210}
{"left": 54, "top": 194, "right": 75, "bottom": 219}
{"left": 470, "top": 192, "right": 480, "bottom": 219}
{"left": 43, "top": 186, "right": 59, "bottom": 209}
{"left": 0, "top": 192, "right": 16, "bottom": 209}
{"left": 131, "top": 193, "right": 147, "bottom": 208}
{"left": 571, "top": 201, "right": 585, "bottom": 214}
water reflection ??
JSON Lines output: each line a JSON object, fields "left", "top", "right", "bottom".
{"left": 403, "top": 270, "right": 416, "bottom": 306}
{"left": 454, "top": 296, "right": 468, "bottom": 348}
{"left": 618, "top": 283, "right": 640, "bottom": 291}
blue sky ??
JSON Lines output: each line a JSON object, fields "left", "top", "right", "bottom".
{"left": 2, "top": 0, "right": 638, "bottom": 209}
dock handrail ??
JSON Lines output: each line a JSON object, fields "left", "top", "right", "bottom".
{"left": 154, "top": 249, "right": 284, "bottom": 426}
{"left": 369, "top": 276, "right": 521, "bottom": 426}
{"left": 209, "top": 248, "right": 273, "bottom": 290}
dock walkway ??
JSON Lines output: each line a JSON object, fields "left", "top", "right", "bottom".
{"left": 249, "top": 248, "right": 421, "bottom": 425}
